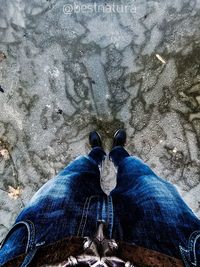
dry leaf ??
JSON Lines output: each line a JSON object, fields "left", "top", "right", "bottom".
{"left": 0, "top": 51, "right": 6, "bottom": 62}
{"left": 0, "top": 149, "right": 10, "bottom": 160}
{"left": 156, "top": 54, "right": 166, "bottom": 64}
{"left": 8, "top": 186, "right": 22, "bottom": 199}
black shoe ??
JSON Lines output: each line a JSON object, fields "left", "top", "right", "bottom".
{"left": 89, "top": 131, "right": 102, "bottom": 148}
{"left": 112, "top": 129, "right": 126, "bottom": 148}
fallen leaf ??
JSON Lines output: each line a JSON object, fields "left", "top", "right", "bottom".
{"left": 156, "top": 54, "right": 166, "bottom": 64}
{"left": 0, "top": 149, "right": 10, "bottom": 160}
{"left": 8, "top": 186, "right": 22, "bottom": 199}
{"left": 0, "top": 52, "right": 6, "bottom": 62}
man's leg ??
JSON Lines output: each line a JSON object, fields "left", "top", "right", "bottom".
{"left": 88, "top": 147, "right": 106, "bottom": 167}
{"left": 16, "top": 133, "right": 107, "bottom": 230}
{"left": 0, "top": 132, "right": 107, "bottom": 266}
{"left": 109, "top": 130, "right": 200, "bottom": 264}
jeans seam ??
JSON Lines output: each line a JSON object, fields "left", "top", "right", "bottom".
{"left": 25, "top": 220, "right": 36, "bottom": 251}
{"left": 20, "top": 248, "right": 38, "bottom": 267}
{"left": 81, "top": 196, "right": 98, "bottom": 237}
{"left": 179, "top": 230, "right": 200, "bottom": 267}
{"left": 0, "top": 220, "right": 36, "bottom": 253}
{"left": 96, "top": 196, "right": 101, "bottom": 223}
{"left": 77, "top": 197, "right": 89, "bottom": 236}
{"left": 107, "top": 196, "right": 114, "bottom": 239}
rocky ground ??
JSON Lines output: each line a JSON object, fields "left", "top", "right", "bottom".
{"left": 0, "top": 0, "right": 200, "bottom": 241}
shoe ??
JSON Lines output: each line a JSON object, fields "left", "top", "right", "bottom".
{"left": 89, "top": 131, "right": 102, "bottom": 148}
{"left": 112, "top": 129, "right": 126, "bottom": 148}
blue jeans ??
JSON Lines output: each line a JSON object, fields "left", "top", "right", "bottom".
{"left": 0, "top": 147, "right": 199, "bottom": 267}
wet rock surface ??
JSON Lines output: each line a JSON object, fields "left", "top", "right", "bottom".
{"left": 0, "top": 0, "right": 200, "bottom": 241}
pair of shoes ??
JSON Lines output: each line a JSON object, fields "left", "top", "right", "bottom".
{"left": 89, "top": 129, "right": 126, "bottom": 149}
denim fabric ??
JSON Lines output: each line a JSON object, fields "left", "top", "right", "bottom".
{"left": 109, "top": 147, "right": 200, "bottom": 266}
{"left": 0, "top": 146, "right": 200, "bottom": 267}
